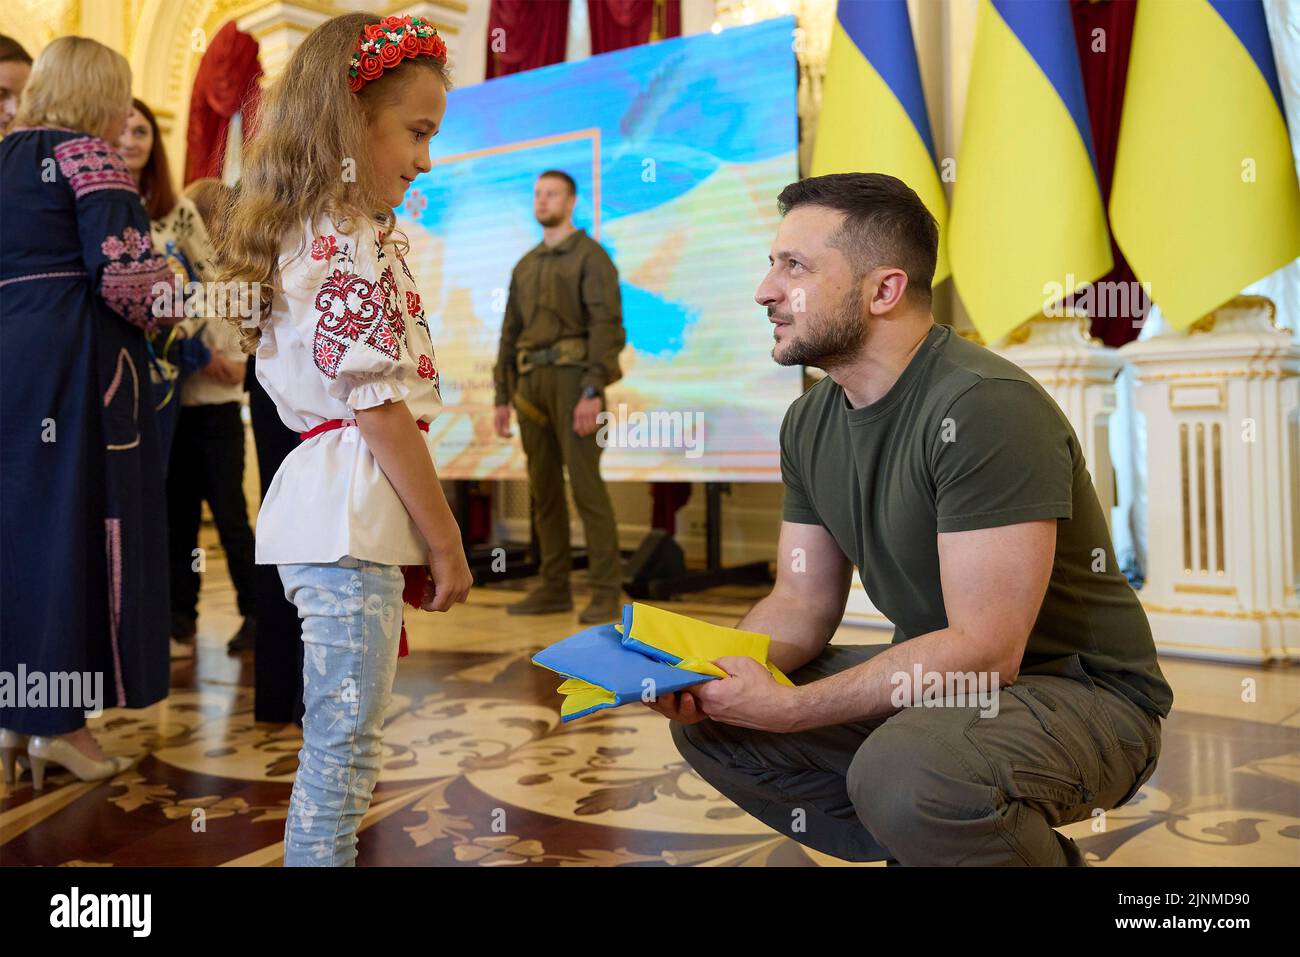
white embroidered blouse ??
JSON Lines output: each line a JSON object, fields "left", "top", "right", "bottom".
{"left": 253, "top": 214, "right": 443, "bottom": 566}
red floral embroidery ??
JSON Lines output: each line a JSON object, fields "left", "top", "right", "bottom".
{"left": 102, "top": 227, "right": 152, "bottom": 261}
{"left": 311, "top": 265, "right": 405, "bottom": 379}
{"left": 98, "top": 225, "right": 170, "bottom": 332}
{"left": 405, "top": 290, "right": 421, "bottom": 317}
{"left": 313, "top": 338, "right": 345, "bottom": 378}
{"left": 313, "top": 269, "right": 377, "bottom": 378}
{"left": 54, "top": 136, "right": 135, "bottom": 198}
{"left": 367, "top": 318, "right": 401, "bottom": 362}
{"left": 416, "top": 355, "right": 440, "bottom": 393}
{"left": 310, "top": 235, "right": 339, "bottom": 261}
{"left": 314, "top": 269, "right": 377, "bottom": 340}
{"left": 372, "top": 266, "right": 405, "bottom": 342}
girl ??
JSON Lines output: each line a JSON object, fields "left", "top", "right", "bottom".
{"left": 214, "top": 12, "right": 471, "bottom": 866}
{"left": 0, "top": 37, "right": 173, "bottom": 787}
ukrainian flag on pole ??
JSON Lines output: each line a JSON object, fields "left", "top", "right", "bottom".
{"left": 948, "top": 0, "right": 1111, "bottom": 343}
{"left": 811, "top": 0, "right": 949, "bottom": 285}
{"left": 1110, "top": 0, "right": 1300, "bottom": 328}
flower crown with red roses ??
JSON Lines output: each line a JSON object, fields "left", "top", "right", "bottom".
{"left": 348, "top": 15, "right": 448, "bottom": 93}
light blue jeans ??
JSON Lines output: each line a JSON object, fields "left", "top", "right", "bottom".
{"left": 279, "top": 556, "right": 404, "bottom": 866}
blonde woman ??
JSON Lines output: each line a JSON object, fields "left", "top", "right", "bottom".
{"left": 0, "top": 37, "right": 174, "bottom": 789}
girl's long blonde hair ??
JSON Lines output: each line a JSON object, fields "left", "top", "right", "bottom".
{"left": 214, "top": 12, "right": 451, "bottom": 352}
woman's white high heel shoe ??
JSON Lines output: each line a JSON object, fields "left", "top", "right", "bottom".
{"left": 0, "top": 728, "right": 29, "bottom": 785}
{"left": 26, "top": 735, "right": 132, "bottom": 791}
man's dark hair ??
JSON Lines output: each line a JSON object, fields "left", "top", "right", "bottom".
{"left": 538, "top": 169, "right": 577, "bottom": 197}
{"left": 0, "top": 35, "right": 32, "bottom": 65}
{"left": 777, "top": 172, "right": 939, "bottom": 303}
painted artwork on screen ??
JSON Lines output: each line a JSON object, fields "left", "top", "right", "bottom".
{"left": 396, "top": 17, "right": 802, "bottom": 481}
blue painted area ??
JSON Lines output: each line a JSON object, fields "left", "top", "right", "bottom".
{"left": 402, "top": 17, "right": 796, "bottom": 361}
{"left": 619, "top": 282, "right": 699, "bottom": 358}
{"left": 413, "top": 17, "right": 798, "bottom": 229}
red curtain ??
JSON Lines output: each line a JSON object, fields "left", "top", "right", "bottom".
{"left": 184, "top": 21, "right": 261, "bottom": 185}
{"left": 486, "top": 0, "right": 572, "bottom": 79}
{"left": 1069, "top": 0, "right": 1147, "bottom": 347}
{"left": 651, "top": 483, "right": 692, "bottom": 535}
{"left": 588, "top": 0, "right": 681, "bottom": 55}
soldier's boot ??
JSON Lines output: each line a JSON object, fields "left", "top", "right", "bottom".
{"left": 578, "top": 589, "right": 624, "bottom": 625}
{"left": 506, "top": 586, "right": 574, "bottom": 616}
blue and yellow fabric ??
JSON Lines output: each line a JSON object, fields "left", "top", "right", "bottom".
{"left": 533, "top": 624, "right": 712, "bottom": 722}
{"left": 532, "top": 603, "right": 792, "bottom": 722}
{"left": 617, "top": 602, "right": 792, "bottom": 686}
{"left": 948, "top": 0, "right": 1113, "bottom": 343}
{"left": 1109, "top": 0, "right": 1300, "bottom": 327}
{"left": 812, "top": 0, "right": 949, "bottom": 285}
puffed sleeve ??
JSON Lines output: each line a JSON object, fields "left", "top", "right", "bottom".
{"left": 59, "top": 134, "right": 172, "bottom": 331}
{"left": 280, "top": 219, "right": 413, "bottom": 410}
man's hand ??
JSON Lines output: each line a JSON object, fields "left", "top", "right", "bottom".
{"left": 573, "top": 394, "right": 602, "bottom": 437}
{"left": 493, "top": 404, "right": 513, "bottom": 438}
{"left": 691, "top": 657, "right": 801, "bottom": 732}
{"left": 643, "top": 688, "right": 709, "bottom": 724}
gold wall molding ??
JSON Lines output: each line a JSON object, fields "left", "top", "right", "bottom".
{"left": 1141, "top": 368, "right": 1295, "bottom": 382}
{"left": 1141, "top": 601, "right": 1300, "bottom": 621}
{"left": 1173, "top": 582, "right": 1235, "bottom": 596}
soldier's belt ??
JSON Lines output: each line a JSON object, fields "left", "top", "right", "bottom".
{"left": 516, "top": 336, "right": 587, "bottom": 375}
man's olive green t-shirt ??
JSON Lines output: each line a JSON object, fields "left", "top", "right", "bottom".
{"left": 781, "top": 323, "right": 1173, "bottom": 719}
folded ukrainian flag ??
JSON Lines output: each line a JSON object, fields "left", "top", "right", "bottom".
{"left": 532, "top": 603, "right": 792, "bottom": 722}
{"left": 532, "top": 623, "right": 710, "bottom": 721}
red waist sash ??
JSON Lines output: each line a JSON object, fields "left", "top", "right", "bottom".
{"left": 297, "top": 416, "right": 433, "bottom": 658}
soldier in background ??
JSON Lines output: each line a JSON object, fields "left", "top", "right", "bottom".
{"left": 493, "top": 170, "right": 626, "bottom": 624}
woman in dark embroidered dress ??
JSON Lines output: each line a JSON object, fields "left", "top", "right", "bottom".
{"left": 0, "top": 36, "right": 174, "bottom": 789}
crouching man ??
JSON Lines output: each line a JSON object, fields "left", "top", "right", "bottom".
{"left": 649, "top": 173, "right": 1172, "bottom": 866}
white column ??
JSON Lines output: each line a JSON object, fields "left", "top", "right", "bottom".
{"left": 680, "top": 0, "right": 719, "bottom": 36}
{"left": 1120, "top": 295, "right": 1300, "bottom": 663}
{"left": 236, "top": 2, "right": 331, "bottom": 84}
{"left": 392, "top": 0, "right": 479, "bottom": 84}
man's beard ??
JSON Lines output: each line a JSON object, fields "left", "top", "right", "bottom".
{"left": 536, "top": 211, "right": 565, "bottom": 227}
{"left": 772, "top": 284, "right": 866, "bottom": 370}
